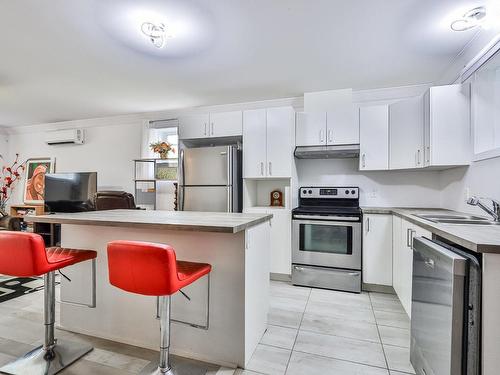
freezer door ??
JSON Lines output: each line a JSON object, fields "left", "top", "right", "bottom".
{"left": 181, "top": 146, "right": 231, "bottom": 186}
{"left": 181, "top": 186, "right": 232, "bottom": 212}
{"left": 410, "top": 237, "right": 467, "bottom": 375}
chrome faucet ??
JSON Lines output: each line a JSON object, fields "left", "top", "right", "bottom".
{"left": 467, "top": 196, "right": 500, "bottom": 222}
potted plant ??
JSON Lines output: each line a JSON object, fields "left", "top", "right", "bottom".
{"left": 0, "top": 154, "right": 26, "bottom": 217}
{"left": 149, "top": 141, "right": 175, "bottom": 160}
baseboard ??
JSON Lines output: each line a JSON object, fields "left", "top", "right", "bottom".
{"left": 362, "top": 283, "right": 395, "bottom": 294}
{"left": 270, "top": 273, "right": 291, "bottom": 282}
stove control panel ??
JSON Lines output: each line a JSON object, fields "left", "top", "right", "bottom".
{"left": 300, "top": 187, "right": 359, "bottom": 199}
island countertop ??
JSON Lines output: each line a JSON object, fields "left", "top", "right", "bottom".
{"left": 24, "top": 209, "right": 273, "bottom": 233}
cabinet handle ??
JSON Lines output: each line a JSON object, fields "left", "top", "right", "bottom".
{"left": 417, "top": 149, "right": 421, "bottom": 165}
{"left": 366, "top": 217, "right": 370, "bottom": 232}
{"left": 328, "top": 130, "right": 333, "bottom": 143}
{"left": 211, "top": 122, "right": 214, "bottom": 136}
{"left": 204, "top": 123, "right": 207, "bottom": 136}
{"left": 407, "top": 228, "right": 416, "bottom": 248}
{"left": 269, "top": 162, "right": 272, "bottom": 176}
{"left": 319, "top": 129, "right": 324, "bottom": 143}
{"left": 426, "top": 146, "right": 430, "bottom": 163}
{"left": 260, "top": 162, "right": 264, "bottom": 176}
{"left": 362, "top": 153, "right": 366, "bottom": 168}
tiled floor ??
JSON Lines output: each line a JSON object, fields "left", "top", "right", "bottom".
{"left": 238, "top": 281, "right": 415, "bottom": 375}
{"left": 0, "top": 279, "right": 415, "bottom": 375}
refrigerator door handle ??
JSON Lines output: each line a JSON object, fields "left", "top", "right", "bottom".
{"left": 179, "top": 149, "right": 185, "bottom": 187}
{"left": 179, "top": 186, "right": 185, "bottom": 211}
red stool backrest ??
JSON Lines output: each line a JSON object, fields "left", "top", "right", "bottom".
{"left": 107, "top": 240, "right": 180, "bottom": 296}
{"left": 0, "top": 232, "right": 49, "bottom": 277}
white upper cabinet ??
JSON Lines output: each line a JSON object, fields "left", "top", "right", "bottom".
{"left": 266, "top": 107, "right": 294, "bottom": 178}
{"left": 243, "top": 109, "right": 267, "bottom": 178}
{"left": 359, "top": 105, "right": 389, "bottom": 170}
{"left": 179, "top": 111, "right": 242, "bottom": 140}
{"left": 424, "top": 84, "right": 471, "bottom": 167}
{"left": 296, "top": 88, "right": 357, "bottom": 146}
{"left": 326, "top": 90, "right": 358, "bottom": 145}
{"left": 209, "top": 111, "right": 243, "bottom": 138}
{"left": 243, "top": 106, "right": 295, "bottom": 178}
{"left": 389, "top": 96, "right": 424, "bottom": 169}
{"left": 178, "top": 114, "right": 210, "bottom": 140}
{"left": 295, "top": 112, "right": 327, "bottom": 146}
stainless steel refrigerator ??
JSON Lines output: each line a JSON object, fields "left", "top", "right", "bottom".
{"left": 178, "top": 145, "right": 242, "bottom": 212}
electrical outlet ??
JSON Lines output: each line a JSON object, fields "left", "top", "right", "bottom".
{"left": 369, "top": 189, "right": 377, "bottom": 199}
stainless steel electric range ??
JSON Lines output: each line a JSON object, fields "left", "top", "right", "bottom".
{"left": 292, "top": 186, "right": 362, "bottom": 293}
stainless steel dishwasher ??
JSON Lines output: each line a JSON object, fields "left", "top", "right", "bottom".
{"left": 411, "top": 237, "right": 481, "bottom": 375}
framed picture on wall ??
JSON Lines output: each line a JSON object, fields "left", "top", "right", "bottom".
{"left": 23, "top": 158, "right": 55, "bottom": 205}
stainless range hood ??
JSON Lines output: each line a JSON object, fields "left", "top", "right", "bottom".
{"left": 294, "top": 144, "right": 360, "bottom": 159}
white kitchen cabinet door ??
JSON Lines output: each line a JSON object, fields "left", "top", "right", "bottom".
{"left": 295, "top": 112, "right": 327, "bottom": 146}
{"left": 424, "top": 84, "right": 471, "bottom": 167}
{"left": 243, "top": 109, "right": 267, "bottom": 178}
{"left": 209, "top": 111, "right": 243, "bottom": 137}
{"left": 399, "top": 219, "right": 414, "bottom": 317}
{"left": 362, "top": 214, "right": 393, "bottom": 286}
{"left": 389, "top": 96, "right": 424, "bottom": 170}
{"left": 269, "top": 210, "right": 292, "bottom": 275}
{"left": 266, "top": 107, "right": 294, "bottom": 178}
{"left": 359, "top": 105, "right": 389, "bottom": 170}
{"left": 178, "top": 114, "right": 210, "bottom": 140}
{"left": 392, "top": 215, "right": 403, "bottom": 298}
{"left": 326, "top": 89, "right": 358, "bottom": 145}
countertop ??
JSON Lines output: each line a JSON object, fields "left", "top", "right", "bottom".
{"left": 24, "top": 209, "right": 273, "bottom": 234}
{"left": 362, "top": 207, "right": 500, "bottom": 254}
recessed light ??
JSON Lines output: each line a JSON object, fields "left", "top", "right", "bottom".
{"left": 450, "top": 6, "right": 486, "bottom": 31}
{"left": 141, "top": 22, "right": 168, "bottom": 48}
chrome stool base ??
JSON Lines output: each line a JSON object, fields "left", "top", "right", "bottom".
{"left": 0, "top": 339, "right": 93, "bottom": 375}
{"left": 139, "top": 361, "right": 175, "bottom": 375}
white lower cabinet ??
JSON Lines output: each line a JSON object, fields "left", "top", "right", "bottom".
{"left": 245, "top": 208, "right": 291, "bottom": 275}
{"left": 362, "top": 214, "right": 393, "bottom": 286}
{"left": 393, "top": 216, "right": 431, "bottom": 317}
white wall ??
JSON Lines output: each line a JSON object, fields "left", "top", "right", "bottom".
{"left": 7, "top": 120, "right": 142, "bottom": 205}
{"left": 297, "top": 159, "right": 442, "bottom": 207}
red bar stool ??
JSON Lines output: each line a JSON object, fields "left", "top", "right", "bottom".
{"left": 0, "top": 231, "right": 97, "bottom": 375}
{"left": 107, "top": 240, "right": 212, "bottom": 375}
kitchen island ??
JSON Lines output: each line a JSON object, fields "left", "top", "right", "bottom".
{"left": 26, "top": 210, "right": 273, "bottom": 368}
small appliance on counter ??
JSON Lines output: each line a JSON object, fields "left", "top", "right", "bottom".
{"left": 292, "top": 186, "right": 362, "bottom": 293}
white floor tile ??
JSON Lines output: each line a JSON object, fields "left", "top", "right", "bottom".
{"left": 268, "top": 308, "right": 303, "bottom": 329}
{"left": 259, "top": 325, "right": 297, "bottom": 350}
{"left": 287, "top": 351, "right": 389, "bottom": 375}
{"left": 383, "top": 345, "right": 416, "bottom": 374}
{"left": 305, "top": 300, "right": 376, "bottom": 324}
{"left": 294, "top": 330, "right": 386, "bottom": 368}
{"left": 378, "top": 326, "right": 410, "bottom": 348}
{"left": 300, "top": 313, "right": 380, "bottom": 343}
{"left": 245, "top": 344, "right": 290, "bottom": 375}
{"left": 374, "top": 310, "right": 410, "bottom": 330}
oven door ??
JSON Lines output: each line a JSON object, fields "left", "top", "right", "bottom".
{"left": 292, "top": 218, "right": 361, "bottom": 270}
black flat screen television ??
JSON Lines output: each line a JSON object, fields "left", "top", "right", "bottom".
{"left": 44, "top": 172, "right": 97, "bottom": 213}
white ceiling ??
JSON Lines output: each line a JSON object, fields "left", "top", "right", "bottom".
{"left": 0, "top": 0, "right": 491, "bottom": 126}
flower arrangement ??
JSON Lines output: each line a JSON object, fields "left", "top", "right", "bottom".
{"left": 0, "top": 154, "right": 26, "bottom": 216}
{"left": 149, "top": 141, "right": 175, "bottom": 159}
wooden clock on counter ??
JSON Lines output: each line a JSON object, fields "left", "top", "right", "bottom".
{"left": 270, "top": 190, "right": 283, "bottom": 207}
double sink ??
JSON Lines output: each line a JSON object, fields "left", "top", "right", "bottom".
{"left": 414, "top": 213, "right": 500, "bottom": 226}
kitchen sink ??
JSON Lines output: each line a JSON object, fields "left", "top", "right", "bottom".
{"left": 414, "top": 214, "right": 500, "bottom": 225}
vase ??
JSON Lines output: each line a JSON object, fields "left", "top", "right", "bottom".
{"left": 0, "top": 202, "right": 7, "bottom": 218}
{"left": 159, "top": 152, "right": 168, "bottom": 160}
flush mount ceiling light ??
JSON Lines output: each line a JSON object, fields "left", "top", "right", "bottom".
{"left": 451, "top": 6, "right": 487, "bottom": 31}
{"left": 141, "top": 22, "right": 167, "bottom": 48}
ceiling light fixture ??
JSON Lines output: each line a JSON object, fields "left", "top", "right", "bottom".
{"left": 141, "top": 22, "right": 167, "bottom": 48}
{"left": 450, "top": 6, "right": 487, "bottom": 31}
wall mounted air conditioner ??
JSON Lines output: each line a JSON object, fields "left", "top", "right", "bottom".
{"left": 45, "top": 129, "right": 85, "bottom": 145}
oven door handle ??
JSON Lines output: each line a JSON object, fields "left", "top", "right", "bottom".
{"left": 293, "top": 214, "right": 359, "bottom": 222}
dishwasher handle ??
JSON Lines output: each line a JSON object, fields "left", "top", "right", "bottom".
{"left": 412, "top": 237, "right": 467, "bottom": 276}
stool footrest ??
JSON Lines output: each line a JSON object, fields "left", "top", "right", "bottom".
{"left": 0, "top": 339, "right": 93, "bottom": 375}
